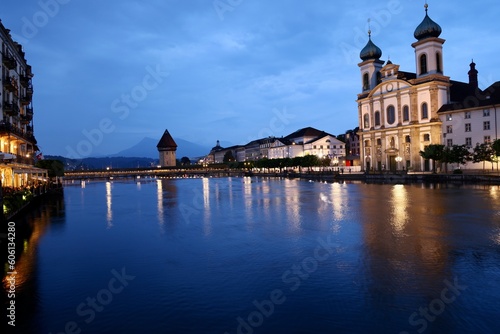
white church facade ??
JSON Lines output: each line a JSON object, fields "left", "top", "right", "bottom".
{"left": 357, "top": 4, "right": 499, "bottom": 172}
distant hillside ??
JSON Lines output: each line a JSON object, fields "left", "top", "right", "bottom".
{"left": 113, "top": 137, "right": 210, "bottom": 159}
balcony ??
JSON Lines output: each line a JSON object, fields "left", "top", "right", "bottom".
{"left": 3, "top": 75, "right": 16, "bottom": 92}
{"left": 0, "top": 122, "right": 36, "bottom": 144}
{"left": 20, "top": 94, "right": 32, "bottom": 105}
{"left": 26, "top": 107, "right": 34, "bottom": 119}
{"left": 20, "top": 75, "right": 31, "bottom": 87}
{"left": 2, "top": 52, "right": 16, "bottom": 70}
{"left": 2, "top": 101, "right": 20, "bottom": 117}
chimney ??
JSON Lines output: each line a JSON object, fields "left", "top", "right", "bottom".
{"left": 468, "top": 60, "right": 478, "bottom": 88}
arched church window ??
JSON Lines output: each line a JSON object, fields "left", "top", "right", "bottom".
{"left": 376, "top": 71, "right": 382, "bottom": 84}
{"left": 436, "top": 52, "right": 442, "bottom": 73}
{"left": 374, "top": 111, "right": 381, "bottom": 126}
{"left": 420, "top": 54, "right": 428, "bottom": 74}
{"left": 421, "top": 102, "right": 429, "bottom": 119}
{"left": 387, "top": 105, "right": 396, "bottom": 125}
{"left": 403, "top": 105, "right": 409, "bottom": 122}
{"left": 364, "top": 114, "right": 370, "bottom": 129}
{"left": 363, "top": 73, "right": 369, "bottom": 90}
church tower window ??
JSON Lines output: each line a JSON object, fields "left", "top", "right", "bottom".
{"left": 420, "top": 54, "right": 428, "bottom": 74}
{"left": 363, "top": 73, "right": 369, "bottom": 90}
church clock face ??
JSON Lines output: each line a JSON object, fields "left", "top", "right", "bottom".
{"left": 386, "top": 83, "right": 394, "bottom": 92}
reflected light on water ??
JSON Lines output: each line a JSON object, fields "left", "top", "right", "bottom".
{"left": 391, "top": 184, "right": 408, "bottom": 236}
{"left": 330, "top": 182, "right": 346, "bottom": 222}
{"left": 157, "top": 179, "right": 164, "bottom": 227}
{"left": 106, "top": 181, "right": 113, "bottom": 228}
{"left": 202, "top": 178, "right": 211, "bottom": 236}
{"left": 284, "top": 179, "right": 300, "bottom": 231}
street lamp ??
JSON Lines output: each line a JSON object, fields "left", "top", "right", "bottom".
{"left": 395, "top": 156, "right": 403, "bottom": 171}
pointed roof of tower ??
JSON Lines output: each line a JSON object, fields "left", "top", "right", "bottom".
{"left": 157, "top": 129, "right": 177, "bottom": 149}
{"left": 414, "top": 3, "right": 442, "bottom": 41}
{"left": 360, "top": 30, "right": 382, "bottom": 61}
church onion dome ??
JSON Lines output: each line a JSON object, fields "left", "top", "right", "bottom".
{"left": 414, "top": 4, "right": 442, "bottom": 41}
{"left": 360, "top": 31, "right": 382, "bottom": 61}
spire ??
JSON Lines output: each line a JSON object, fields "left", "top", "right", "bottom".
{"left": 468, "top": 60, "right": 478, "bottom": 88}
{"left": 360, "top": 21, "right": 382, "bottom": 61}
{"left": 414, "top": 3, "right": 442, "bottom": 41}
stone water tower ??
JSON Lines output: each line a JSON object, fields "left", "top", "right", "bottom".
{"left": 157, "top": 129, "right": 177, "bottom": 167}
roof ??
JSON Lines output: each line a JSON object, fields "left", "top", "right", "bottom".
{"left": 438, "top": 81, "right": 500, "bottom": 113}
{"left": 284, "top": 127, "right": 327, "bottom": 140}
{"left": 157, "top": 129, "right": 177, "bottom": 149}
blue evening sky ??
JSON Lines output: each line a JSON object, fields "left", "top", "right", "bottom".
{"left": 1, "top": 0, "right": 499, "bottom": 157}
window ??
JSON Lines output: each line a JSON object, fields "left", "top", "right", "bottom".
{"left": 313, "top": 145, "right": 317, "bottom": 149}
{"left": 483, "top": 109, "right": 490, "bottom": 117}
{"left": 484, "top": 121, "right": 490, "bottom": 130}
{"left": 423, "top": 134, "right": 430, "bottom": 141}
{"left": 387, "top": 105, "right": 396, "bottom": 125}
{"left": 446, "top": 125, "right": 453, "bottom": 134}
{"left": 465, "top": 137, "right": 472, "bottom": 147}
{"left": 484, "top": 136, "right": 491, "bottom": 144}
{"left": 465, "top": 123, "right": 471, "bottom": 132}
{"left": 446, "top": 114, "right": 452, "bottom": 121}
{"left": 447, "top": 139, "right": 453, "bottom": 147}
{"left": 403, "top": 105, "right": 409, "bottom": 122}
{"left": 376, "top": 138, "right": 382, "bottom": 146}
{"left": 405, "top": 135, "right": 411, "bottom": 143}
{"left": 421, "top": 103, "right": 428, "bottom": 119}
{"left": 436, "top": 52, "right": 442, "bottom": 73}
{"left": 465, "top": 111, "right": 471, "bottom": 119}
{"left": 374, "top": 111, "right": 381, "bottom": 126}
{"left": 364, "top": 114, "right": 370, "bottom": 129}
{"left": 420, "top": 54, "right": 427, "bottom": 74}
{"left": 327, "top": 145, "right": 330, "bottom": 149}
{"left": 363, "top": 73, "right": 369, "bottom": 90}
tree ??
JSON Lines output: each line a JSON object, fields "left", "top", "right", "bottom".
{"left": 223, "top": 150, "right": 235, "bottom": 163}
{"left": 442, "top": 145, "right": 470, "bottom": 173}
{"left": 35, "top": 159, "right": 64, "bottom": 177}
{"left": 472, "top": 143, "right": 494, "bottom": 170}
{"left": 419, "top": 144, "right": 445, "bottom": 173}
{"left": 492, "top": 139, "right": 500, "bottom": 172}
{"left": 180, "top": 156, "right": 191, "bottom": 165}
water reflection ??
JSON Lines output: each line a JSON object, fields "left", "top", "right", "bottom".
{"left": 1, "top": 194, "right": 65, "bottom": 332}
{"left": 391, "top": 184, "right": 408, "bottom": 236}
{"left": 157, "top": 179, "right": 164, "bottom": 227}
{"left": 106, "top": 181, "right": 113, "bottom": 228}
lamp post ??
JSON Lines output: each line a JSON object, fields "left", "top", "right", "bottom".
{"left": 395, "top": 156, "right": 403, "bottom": 171}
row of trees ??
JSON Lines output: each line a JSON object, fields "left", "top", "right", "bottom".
{"left": 420, "top": 139, "right": 500, "bottom": 173}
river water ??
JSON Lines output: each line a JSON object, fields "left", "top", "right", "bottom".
{"left": 3, "top": 177, "right": 500, "bottom": 334}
